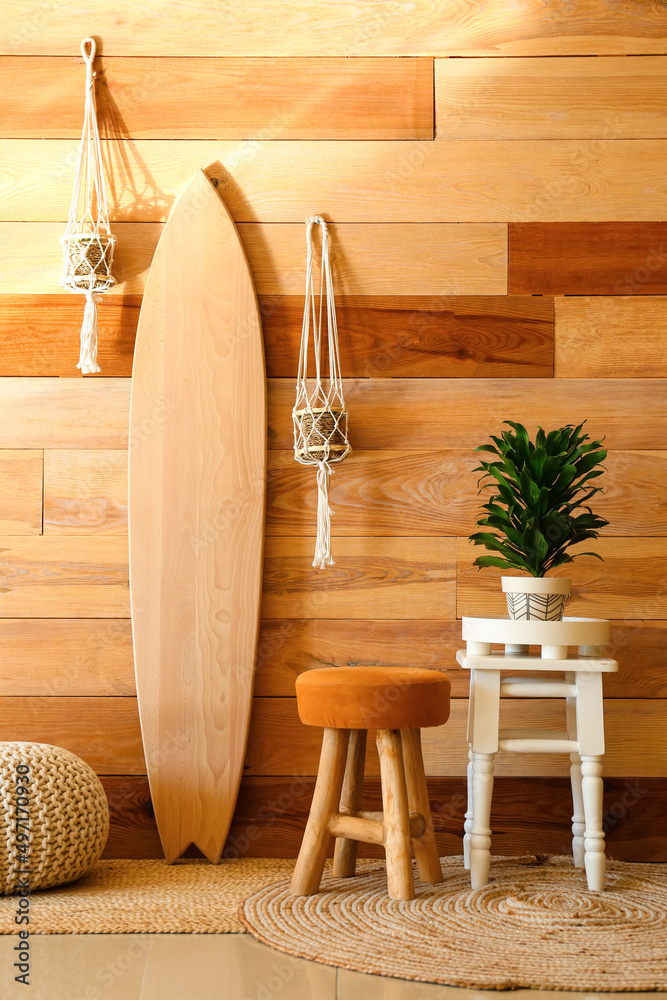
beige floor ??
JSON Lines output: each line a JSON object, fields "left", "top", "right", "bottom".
{"left": 0, "top": 933, "right": 656, "bottom": 1000}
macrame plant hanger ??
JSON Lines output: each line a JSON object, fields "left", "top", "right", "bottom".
{"left": 293, "top": 216, "right": 351, "bottom": 569}
{"left": 60, "top": 37, "right": 116, "bottom": 374}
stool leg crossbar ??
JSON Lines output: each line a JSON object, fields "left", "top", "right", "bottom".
{"left": 291, "top": 727, "right": 443, "bottom": 901}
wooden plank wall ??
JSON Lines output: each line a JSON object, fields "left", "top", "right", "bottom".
{"left": 0, "top": 1, "right": 666, "bottom": 863}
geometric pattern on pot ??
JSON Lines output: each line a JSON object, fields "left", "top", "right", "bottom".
{"left": 506, "top": 591, "right": 569, "bottom": 621}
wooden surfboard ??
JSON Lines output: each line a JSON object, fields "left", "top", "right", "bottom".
{"left": 128, "top": 168, "right": 266, "bottom": 864}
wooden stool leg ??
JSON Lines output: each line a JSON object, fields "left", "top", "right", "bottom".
{"left": 581, "top": 755, "right": 606, "bottom": 892}
{"left": 401, "top": 728, "right": 442, "bottom": 884}
{"left": 333, "top": 729, "right": 367, "bottom": 878}
{"left": 290, "top": 728, "right": 349, "bottom": 896}
{"left": 470, "top": 751, "right": 494, "bottom": 890}
{"left": 377, "top": 729, "right": 414, "bottom": 901}
{"left": 463, "top": 747, "right": 474, "bottom": 870}
{"left": 569, "top": 751, "right": 586, "bottom": 869}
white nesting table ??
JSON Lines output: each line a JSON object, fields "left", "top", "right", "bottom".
{"left": 457, "top": 617, "right": 618, "bottom": 892}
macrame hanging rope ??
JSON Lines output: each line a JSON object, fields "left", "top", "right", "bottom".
{"left": 60, "top": 37, "right": 116, "bottom": 375}
{"left": 293, "top": 217, "right": 351, "bottom": 569}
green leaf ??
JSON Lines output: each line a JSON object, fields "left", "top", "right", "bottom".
{"left": 528, "top": 446, "right": 547, "bottom": 482}
{"left": 573, "top": 450, "right": 608, "bottom": 476}
{"left": 519, "top": 468, "right": 540, "bottom": 506}
{"left": 541, "top": 455, "right": 562, "bottom": 485}
{"left": 469, "top": 532, "right": 513, "bottom": 553}
{"left": 546, "top": 552, "right": 574, "bottom": 570}
{"left": 509, "top": 422, "right": 530, "bottom": 463}
{"left": 531, "top": 528, "right": 549, "bottom": 561}
{"left": 473, "top": 555, "right": 515, "bottom": 571}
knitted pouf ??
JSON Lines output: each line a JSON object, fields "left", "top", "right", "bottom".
{"left": 0, "top": 742, "right": 109, "bottom": 894}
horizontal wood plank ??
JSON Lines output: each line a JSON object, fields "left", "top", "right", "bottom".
{"left": 436, "top": 57, "right": 667, "bottom": 140}
{"left": 4, "top": 2, "right": 666, "bottom": 56}
{"left": 0, "top": 378, "right": 130, "bottom": 448}
{"left": 255, "top": 620, "right": 461, "bottom": 696}
{"left": 229, "top": 776, "right": 667, "bottom": 862}
{"left": 0, "top": 450, "right": 42, "bottom": 534}
{"left": 6, "top": 139, "right": 667, "bottom": 223}
{"left": 3, "top": 377, "right": 664, "bottom": 456}
{"left": 510, "top": 223, "right": 667, "bottom": 295}
{"left": 99, "top": 774, "right": 667, "bottom": 862}
{"left": 267, "top": 379, "right": 667, "bottom": 451}
{"left": 53, "top": 445, "right": 665, "bottom": 543}
{"left": 263, "top": 295, "right": 553, "bottom": 378}
{"left": 0, "top": 294, "right": 138, "bottom": 376}
{"left": 0, "top": 293, "right": 553, "bottom": 379}
{"left": 456, "top": 537, "right": 667, "bottom": 621}
{"left": 44, "top": 450, "right": 128, "bottom": 534}
{"left": 0, "top": 536, "right": 129, "bottom": 617}
{"left": 555, "top": 296, "right": 667, "bottom": 377}
{"left": 226, "top": 222, "right": 507, "bottom": 297}
{"left": 0, "top": 616, "right": 660, "bottom": 701}
{"left": 266, "top": 449, "right": 667, "bottom": 537}
{"left": 261, "top": 537, "right": 456, "bottom": 620}
{"left": 0, "top": 222, "right": 508, "bottom": 296}
{"left": 0, "top": 57, "right": 433, "bottom": 139}
{"left": 0, "top": 619, "right": 134, "bottom": 695}
{"left": 0, "top": 690, "right": 663, "bottom": 822}
{"left": 0, "top": 223, "right": 157, "bottom": 296}
{"left": 26, "top": 692, "right": 667, "bottom": 781}
{"left": 245, "top": 696, "right": 667, "bottom": 777}
{"left": 0, "top": 697, "right": 143, "bottom": 773}
{"left": 267, "top": 450, "right": 478, "bottom": 537}
{"left": 255, "top": 619, "right": 667, "bottom": 699}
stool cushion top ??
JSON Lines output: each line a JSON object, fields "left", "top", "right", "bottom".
{"left": 295, "top": 666, "right": 451, "bottom": 730}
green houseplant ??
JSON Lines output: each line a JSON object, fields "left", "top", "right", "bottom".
{"left": 470, "top": 421, "right": 608, "bottom": 620}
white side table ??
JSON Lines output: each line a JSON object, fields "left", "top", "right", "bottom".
{"left": 457, "top": 617, "right": 618, "bottom": 892}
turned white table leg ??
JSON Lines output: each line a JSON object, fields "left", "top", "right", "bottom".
{"left": 576, "top": 666, "right": 606, "bottom": 891}
{"left": 565, "top": 674, "right": 585, "bottom": 869}
{"left": 463, "top": 662, "right": 478, "bottom": 870}
{"left": 581, "top": 755, "right": 606, "bottom": 892}
{"left": 569, "top": 752, "right": 586, "bottom": 869}
{"left": 470, "top": 752, "right": 495, "bottom": 889}
{"left": 463, "top": 747, "right": 474, "bottom": 869}
{"left": 466, "top": 665, "right": 499, "bottom": 887}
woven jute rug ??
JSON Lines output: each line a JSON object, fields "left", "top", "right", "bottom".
{"left": 241, "top": 855, "right": 667, "bottom": 992}
{"left": 0, "top": 858, "right": 294, "bottom": 934}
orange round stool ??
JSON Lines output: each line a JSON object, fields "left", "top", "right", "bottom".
{"left": 290, "top": 666, "right": 451, "bottom": 901}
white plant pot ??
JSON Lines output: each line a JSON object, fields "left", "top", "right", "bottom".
{"left": 501, "top": 576, "right": 571, "bottom": 621}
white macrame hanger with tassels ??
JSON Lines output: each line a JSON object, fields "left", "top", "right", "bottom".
{"left": 60, "top": 37, "right": 116, "bottom": 374}
{"left": 293, "top": 217, "right": 351, "bottom": 569}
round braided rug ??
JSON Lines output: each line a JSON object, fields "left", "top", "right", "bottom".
{"left": 240, "top": 855, "right": 667, "bottom": 992}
